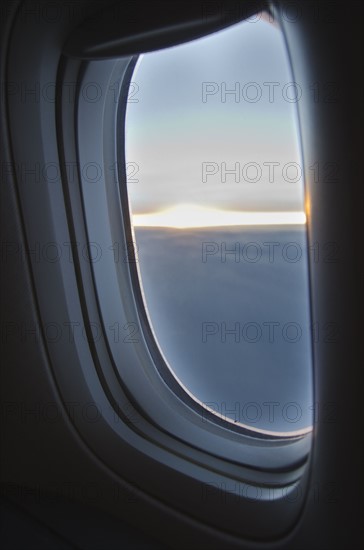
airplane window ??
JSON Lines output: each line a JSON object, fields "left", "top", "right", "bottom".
{"left": 124, "top": 13, "right": 313, "bottom": 437}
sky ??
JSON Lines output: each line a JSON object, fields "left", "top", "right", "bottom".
{"left": 125, "top": 14, "right": 305, "bottom": 220}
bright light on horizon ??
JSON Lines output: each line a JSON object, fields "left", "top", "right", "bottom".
{"left": 132, "top": 204, "right": 307, "bottom": 228}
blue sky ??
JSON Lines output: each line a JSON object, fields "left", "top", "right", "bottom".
{"left": 125, "top": 15, "right": 305, "bottom": 218}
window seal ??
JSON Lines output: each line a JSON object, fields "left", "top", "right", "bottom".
{"left": 70, "top": 52, "right": 313, "bottom": 473}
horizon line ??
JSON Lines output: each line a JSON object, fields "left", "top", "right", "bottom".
{"left": 132, "top": 204, "right": 307, "bottom": 228}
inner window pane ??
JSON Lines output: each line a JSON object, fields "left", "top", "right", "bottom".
{"left": 125, "top": 14, "right": 313, "bottom": 436}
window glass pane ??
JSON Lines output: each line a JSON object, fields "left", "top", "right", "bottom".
{"left": 125, "top": 14, "right": 313, "bottom": 436}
